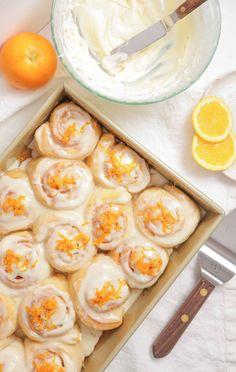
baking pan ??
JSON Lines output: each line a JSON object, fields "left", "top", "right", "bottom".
{"left": 0, "top": 83, "right": 224, "bottom": 372}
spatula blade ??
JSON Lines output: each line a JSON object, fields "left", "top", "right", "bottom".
{"left": 210, "top": 209, "right": 236, "bottom": 254}
{"left": 111, "top": 20, "right": 168, "bottom": 57}
{"left": 199, "top": 210, "right": 236, "bottom": 286}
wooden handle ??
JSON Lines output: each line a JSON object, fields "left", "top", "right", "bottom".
{"left": 152, "top": 278, "right": 215, "bottom": 358}
{"left": 175, "top": 0, "right": 208, "bottom": 19}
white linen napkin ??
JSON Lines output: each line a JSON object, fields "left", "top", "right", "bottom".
{"left": 0, "top": 73, "right": 234, "bottom": 371}
{"left": 0, "top": 1, "right": 235, "bottom": 369}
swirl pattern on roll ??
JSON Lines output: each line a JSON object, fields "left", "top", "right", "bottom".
{"left": 0, "top": 336, "right": 25, "bottom": 372}
{"left": 19, "top": 276, "right": 75, "bottom": 342}
{"left": 92, "top": 203, "right": 129, "bottom": 250}
{"left": 86, "top": 187, "right": 132, "bottom": 251}
{"left": 0, "top": 231, "right": 51, "bottom": 290}
{"left": 33, "top": 212, "right": 96, "bottom": 272}
{"left": 70, "top": 255, "right": 129, "bottom": 330}
{"left": 134, "top": 185, "right": 200, "bottom": 248}
{"left": 87, "top": 133, "right": 150, "bottom": 193}
{"left": 28, "top": 158, "right": 94, "bottom": 209}
{"left": 25, "top": 338, "right": 84, "bottom": 372}
{"left": 0, "top": 170, "right": 39, "bottom": 234}
{"left": 0, "top": 295, "right": 17, "bottom": 339}
{"left": 35, "top": 102, "right": 101, "bottom": 159}
{"left": 113, "top": 238, "right": 169, "bottom": 289}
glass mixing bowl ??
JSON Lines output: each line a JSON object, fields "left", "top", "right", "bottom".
{"left": 51, "top": 0, "right": 221, "bottom": 105}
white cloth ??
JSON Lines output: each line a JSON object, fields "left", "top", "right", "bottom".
{"left": 0, "top": 0, "right": 235, "bottom": 371}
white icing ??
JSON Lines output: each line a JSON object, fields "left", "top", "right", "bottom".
{"left": 19, "top": 284, "right": 75, "bottom": 341}
{"left": 35, "top": 102, "right": 101, "bottom": 159}
{"left": 32, "top": 325, "right": 81, "bottom": 345}
{"left": 134, "top": 185, "right": 200, "bottom": 247}
{"left": 0, "top": 231, "right": 51, "bottom": 290}
{"left": 85, "top": 187, "right": 133, "bottom": 250}
{"left": 34, "top": 212, "right": 96, "bottom": 272}
{"left": 88, "top": 134, "right": 150, "bottom": 193}
{"left": 92, "top": 203, "right": 128, "bottom": 250}
{"left": 30, "top": 158, "right": 94, "bottom": 209}
{"left": 79, "top": 322, "right": 102, "bottom": 357}
{"left": 25, "top": 339, "right": 83, "bottom": 372}
{"left": 135, "top": 187, "right": 184, "bottom": 237}
{"left": 53, "top": 0, "right": 195, "bottom": 102}
{"left": 76, "top": 255, "right": 129, "bottom": 323}
{"left": 0, "top": 337, "right": 25, "bottom": 372}
{"left": 123, "top": 288, "right": 142, "bottom": 313}
{"left": 0, "top": 174, "right": 39, "bottom": 234}
{"left": 0, "top": 296, "right": 16, "bottom": 339}
{"left": 118, "top": 238, "right": 169, "bottom": 288}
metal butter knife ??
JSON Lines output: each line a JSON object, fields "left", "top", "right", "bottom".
{"left": 153, "top": 209, "right": 236, "bottom": 358}
{"left": 111, "top": 0, "right": 208, "bottom": 58}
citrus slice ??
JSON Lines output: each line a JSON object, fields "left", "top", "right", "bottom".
{"left": 192, "top": 132, "right": 236, "bottom": 171}
{"left": 192, "top": 96, "right": 233, "bottom": 142}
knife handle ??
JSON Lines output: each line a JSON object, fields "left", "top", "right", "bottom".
{"left": 152, "top": 278, "right": 215, "bottom": 358}
{"left": 175, "top": 0, "right": 208, "bottom": 19}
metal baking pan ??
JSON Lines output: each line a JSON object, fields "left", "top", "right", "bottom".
{"left": 0, "top": 83, "right": 224, "bottom": 372}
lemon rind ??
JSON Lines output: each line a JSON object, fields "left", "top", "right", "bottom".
{"left": 192, "top": 133, "right": 236, "bottom": 172}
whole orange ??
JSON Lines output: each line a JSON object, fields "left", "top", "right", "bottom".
{"left": 0, "top": 32, "right": 57, "bottom": 90}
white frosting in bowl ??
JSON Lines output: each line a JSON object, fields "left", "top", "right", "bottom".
{"left": 52, "top": 0, "right": 221, "bottom": 103}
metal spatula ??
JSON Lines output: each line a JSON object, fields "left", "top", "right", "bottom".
{"left": 111, "top": 0, "right": 208, "bottom": 58}
{"left": 153, "top": 209, "right": 236, "bottom": 358}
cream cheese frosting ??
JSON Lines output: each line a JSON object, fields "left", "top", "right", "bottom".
{"left": 54, "top": 0, "right": 194, "bottom": 101}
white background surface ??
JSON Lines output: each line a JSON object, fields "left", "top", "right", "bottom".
{"left": 0, "top": 1, "right": 235, "bottom": 371}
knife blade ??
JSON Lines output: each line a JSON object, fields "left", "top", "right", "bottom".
{"left": 153, "top": 209, "right": 236, "bottom": 358}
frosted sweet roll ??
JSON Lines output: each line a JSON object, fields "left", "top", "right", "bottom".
{"left": 28, "top": 157, "right": 94, "bottom": 209}
{"left": 33, "top": 212, "right": 96, "bottom": 272}
{"left": 87, "top": 133, "right": 150, "bottom": 193}
{"left": 0, "top": 295, "right": 17, "bottom": 339}
{"left": 0, "top": 231, "right": 50, "bottom": 290}
{"left": 25, "top": 338, "right": 84, "bottom": 372}
{"left": 85, "top": 188, "right": 132, "bottom": 250}
{"left": 134, "top": 185, "right": 200, "bottom": 248}
{"left": 70, "top": 255, "right": 129, "bottom": 330}
{"left": 113, "top": 238, "right": 169, "bottom": 289}
{"left": 19, "top": 276, "right": 76, "bottom": 342}
{"left": 0, "top": 336, "right": 25, "bottom": 372}
{"left": 35, "top": 102, "right": 101, "bottom": 159}
{"left": 0, "top": 170, "right": 39, "bottom": 234}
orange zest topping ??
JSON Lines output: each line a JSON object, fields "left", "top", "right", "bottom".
{"left": 141, "top": 201, "right": 177, "bottom": 234}
{"left": 26, "top": 297, "right": 58, "bottom": 331}
{"left": 56, "top": 231, "right": 89, "bottom": 257}
{"left": 130, "top": 249, "right": 162, "bottom": 276}
{"left": 89, "top": 279, "right": 126, "bottom": 308}
{"left": 94, "top": 209, "right": 123, "bottom": 245}
{"left": 61, "top": 121, "right": 91, "bottom": 145}
{"left": 61, "top": 123, "right": 77, "bottom": 144}
{"left": 3, "top": 249, "right": 37, "bottom": 273}
{"left": 1, "top": 195, "right": 26, "bottom": 216}
{"left": 34, "top": 352, "right": 65, "bottom": 372}
{"left": 47, "top": 174, "right": 76, "bottom": 190}
{"left": 105, "top": 150, "right": 138, "bottom": 183}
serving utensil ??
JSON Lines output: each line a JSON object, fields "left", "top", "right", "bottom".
{"left": 153, "top": 209, "right": 236, "bottom": 358}
{"left": 111, "top": 0, "right": 208, "bottom": 58}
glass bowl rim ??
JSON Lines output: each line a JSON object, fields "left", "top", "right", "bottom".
{"left": 51, "top": 0, "right": 222, "bottom": 106}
